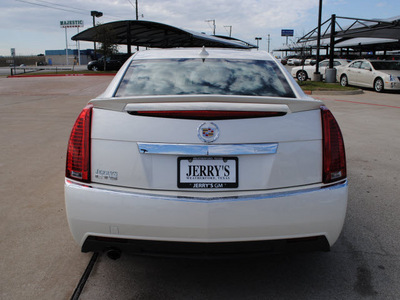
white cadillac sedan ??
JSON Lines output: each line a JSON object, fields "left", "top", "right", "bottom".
{"left": 65, "top": 48, "right": 347, "bottom": 258}
{"left": 337, "top": 59, "right": 400, "bottom": 92}
{"left": 291, "top": 59, "right": 349, "bottom": 81}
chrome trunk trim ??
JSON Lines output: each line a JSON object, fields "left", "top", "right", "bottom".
{"left": 137, "top": 143, "right": 278, "bottom": 155}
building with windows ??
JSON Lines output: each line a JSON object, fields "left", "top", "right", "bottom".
{"left": 44, "top": 49, "right": 96, "bottom": 65}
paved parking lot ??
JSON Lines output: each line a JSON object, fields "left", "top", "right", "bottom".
{"left": 1, "top": 76, "right": 399, "bottom": 299}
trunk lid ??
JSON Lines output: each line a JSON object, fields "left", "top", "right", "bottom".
{"left": 90, "top": 95, "right": 323, "bottom": 191}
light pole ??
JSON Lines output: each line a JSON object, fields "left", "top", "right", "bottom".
{"left": 135, "top": 0, "right": 138, "bottom": 20}
{"left": 91, "top": 10, "right": 103, "bottom": 58}
{"left": 313, "top": 0, "right": 322, "bottom": 81}
{"left": 224, "top": 25, "right": 232, "bottom": 37}
{"left": 255, "top": 37, "right": 262, "bottom": 50}
{"left": 206, "top": 19, "right": 216, "bottom": 35}
{"left": 267, "top": 34, "right": 270, "bottom": 53}
{"left": 136, "top": 0, "right": 139, "bottom": 50}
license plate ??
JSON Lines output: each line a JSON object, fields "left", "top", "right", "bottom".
{"left": 178, "top": 157, "right": 238, "bottom": 188}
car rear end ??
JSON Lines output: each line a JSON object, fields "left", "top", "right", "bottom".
{"left": 65, "top": 48, "right": 347, "bottom": 257}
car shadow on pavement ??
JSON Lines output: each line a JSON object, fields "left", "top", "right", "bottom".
{"left": 78, "top": 242, "right": 366, "bottom": 300}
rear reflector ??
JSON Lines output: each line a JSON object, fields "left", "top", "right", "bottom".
{"left": 128, "top": 110, "right": 286, "bottom": 120}
{"left": 321, "top": 106, "right": 346, "bottom": 183}
{"left": 66, "top": 104, "right": 93, "bottom": 182}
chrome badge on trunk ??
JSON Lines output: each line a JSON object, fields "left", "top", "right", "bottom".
{"left": 198, "top": 122, "right": 219, "bottom": 143}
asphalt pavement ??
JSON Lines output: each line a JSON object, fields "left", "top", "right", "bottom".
{"left": 1, "top": 76, "right": 399, "bottom": 299}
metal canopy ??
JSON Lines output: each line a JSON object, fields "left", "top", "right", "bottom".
{"left": 275, "top": 16, "right": 400, "bottom": 57}
{"left": 298, "top": 16, "right": 400, "bottom": 44}
{"left": 71, "top": 20, "right": 256, "bottom": 50}
{"left": 274, "top": 37, "right": 400, "bottom": 52}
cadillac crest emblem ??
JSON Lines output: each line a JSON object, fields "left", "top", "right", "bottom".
{"left": 198, "top": 122, "right": 219, "bottom": 143}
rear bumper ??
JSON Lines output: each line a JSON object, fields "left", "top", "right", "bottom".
{"left": 82, "top": 236, "right": 330, "bottom": 258}
{"left": 65, "top": 180, "right": 347, "bottom": 255}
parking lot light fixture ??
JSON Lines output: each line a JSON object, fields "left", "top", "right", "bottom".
{"left": 206, "top": 19, "right": 216, "bottom": 35}
{"left": 255, "top": 37, "right": 262, "bottom": 50}
{"left": 224, "top": 25, "right": 232, "bottom": 37}
{"left": 91, "top": 11, "right": 103, "bottom": 58}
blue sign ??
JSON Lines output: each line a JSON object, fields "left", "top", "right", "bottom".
{"left": 281, "top": 29, "right": 294, "bottom": 37}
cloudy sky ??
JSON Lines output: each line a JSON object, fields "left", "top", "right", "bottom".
{"left": 0, "top": 0, "right": 398, "bottom": 56}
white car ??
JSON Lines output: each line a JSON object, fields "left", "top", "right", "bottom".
{"left": 287, "top": 58, "right": 301, "bottom": 66}
{"left": 65, "top": 48, "right": 348, "bottom": 258}
{"left": 337, "top": 59, "right": 400, "bottom": 92}
{"left": 291, "top": 59, "right": 349, "bottom": 81}
{"left": 304, "top": 58, "right": 316, "bottom": 65}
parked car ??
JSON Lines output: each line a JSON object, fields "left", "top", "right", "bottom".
{"left": 291, "top": 59, "right": 349, "bottom": 81}
{"left": 66, "top": 48, "right": 347, "bottom": 258}
{"left": 337, "top": 59, "right": 400, "bottom": 92}
{"left": 291, "top": 59, "right": 348, "bottom": 81}
{"left": 280, "top": 57, "right": 288, "bottom": 65}
{"left": 287, "top": 57, "right": 302, "bottom": 66}
{"left": 87, "top": 56, "right": 126, "bottom": 71}
{"left": 304, "top": 58, "right": 317, "bottom": 65}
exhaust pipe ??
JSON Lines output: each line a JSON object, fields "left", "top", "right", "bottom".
{"left": 106, "top": 248, "right": 121, "bottom": 260}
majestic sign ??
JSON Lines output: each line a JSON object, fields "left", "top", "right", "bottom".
{"left": 281, "top": 29, "right": 294, "bottom": 37}
{"left": 60, "top": 20, "right": 84, "bottom": 28}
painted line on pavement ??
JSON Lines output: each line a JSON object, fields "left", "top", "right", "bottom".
{"left": 318, "top": 98, "right": 400, "bottom": 109}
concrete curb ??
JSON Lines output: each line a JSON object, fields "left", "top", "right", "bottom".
{"left": 303, "top": 89, "right": 363, "bottom": 95}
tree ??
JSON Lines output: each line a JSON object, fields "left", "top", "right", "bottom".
{"left": 95, "top": 23, "right": 119, "bottom": 71}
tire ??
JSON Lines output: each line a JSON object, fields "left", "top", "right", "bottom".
{"left": 340, "top": 75, "right": 348, "bottom": 87}
{"left": 374, "top": 78, "right": 384, "bottom": 93}
{"left": 296, "top": 70, "right": 308, "bottom": 81}
{"left": 92, "top": 66, "right": 99, "bottom": 72}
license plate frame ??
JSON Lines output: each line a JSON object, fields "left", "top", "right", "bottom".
{"left": 178, "top": 157, "right": 238, "bottom": 189}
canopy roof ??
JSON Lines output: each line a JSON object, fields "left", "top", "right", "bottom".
{"left": 298, "top": 16, "right": 400, "bottom": 43}
{"left": 72, "top": 20, "right": 256, "bottom": 49}
{"left": 274, "top": 16, "right": 400, "bottom": 52}
{"left": 275, "top": 37, "right": 400, "bottom": 52}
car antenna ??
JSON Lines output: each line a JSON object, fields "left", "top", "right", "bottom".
{"left": 199, "top": 46, "right": 209, "bottom": 62}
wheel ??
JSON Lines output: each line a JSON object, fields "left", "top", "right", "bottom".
{"left": 296, "top": 70, "right": 307, "bottom": 81}
{"left": 340, "top": 75, "right": 348, "bottom": 87}
{"left": 374, "top": 78, "right": 384, "bottom": 93}
{"left": 92, "top": 66, "right": 99, "bottom": 72}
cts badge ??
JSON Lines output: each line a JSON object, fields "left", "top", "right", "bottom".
{"left": 198, "top": 122, "right": 219, "bottom": 143}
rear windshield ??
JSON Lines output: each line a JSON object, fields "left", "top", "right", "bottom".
{"left": 371, "top": 61, "right": 400, "bottom": 70}
{"left": 115, "top": 59, "right": 295, "bottom": 98}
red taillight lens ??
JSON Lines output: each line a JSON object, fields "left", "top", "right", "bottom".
{"left": 321, "top": 106, "right": 347, "bottom": 183}
{"left": 66, "top": 104, "right": 93, "bottom": 182}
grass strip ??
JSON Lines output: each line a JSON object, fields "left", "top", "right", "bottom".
{"left": 297, "top": 80, "right": 358, "bottom": 91}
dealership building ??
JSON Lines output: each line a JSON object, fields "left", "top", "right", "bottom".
{"left": 44, "top": 49, "right": 95, "bottom": 66}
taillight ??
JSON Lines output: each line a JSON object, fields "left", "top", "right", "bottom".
{"left": 66, "top": 104, "right": 93, "bottom": 182}
{"left": 321, "top": 106, "right": 346, "bottom": 183}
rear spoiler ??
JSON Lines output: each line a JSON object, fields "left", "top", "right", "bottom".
{"left": 90, "top": 95, "right": 323, "bottom": 113}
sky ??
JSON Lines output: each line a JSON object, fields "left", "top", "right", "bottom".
{"left": 0, "top": 0, "right": 398, "bottom": 57}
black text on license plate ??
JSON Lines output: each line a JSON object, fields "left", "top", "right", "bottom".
{"left": 178, "top": 157, "right": 238, "bottom": 188}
